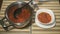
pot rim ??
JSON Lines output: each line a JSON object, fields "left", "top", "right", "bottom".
{"left": 5, "top": 2, "right": 34, "bottom": 28}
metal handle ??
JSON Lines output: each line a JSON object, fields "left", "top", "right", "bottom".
{"left": 0, "top": 17, "right": 13, "bottom": 31}
{"left": 0, "top": 17, "right": 8, "bottom": 31}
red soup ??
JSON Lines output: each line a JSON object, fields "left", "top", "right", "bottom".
{"left": 7, "top": 6, "right": 31, "bottom": 23}
{"left": 38, "top": 12, "right": 51, "bottom": 23}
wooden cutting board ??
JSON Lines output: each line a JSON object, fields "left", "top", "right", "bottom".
{"left": 0, "top": 0, "right": 60, "bottom": 34}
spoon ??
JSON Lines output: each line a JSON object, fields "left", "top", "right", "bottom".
{"left": 14, "top": 8, "right": 22, "bottom": 19}
{"left": 13, "top": 0, "right": 33, "bottom": 19}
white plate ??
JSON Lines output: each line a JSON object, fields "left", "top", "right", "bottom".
{"left": 35, "top": 20, "right": 56, "bottom": 28}
{"left": 35, "top": 9, "right": 56, "bottom": 28}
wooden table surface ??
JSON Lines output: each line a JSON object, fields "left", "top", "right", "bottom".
{"left": 0, "top": 0, "right": 60, "bottom": 34}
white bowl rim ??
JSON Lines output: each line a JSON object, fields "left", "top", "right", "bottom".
{"left": 35, "top": 9, "right": 56, "bottom": 28}
{"left": 35, "top": 9, "right": 55, "bottom": 24}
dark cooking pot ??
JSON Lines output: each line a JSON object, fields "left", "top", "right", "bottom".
{"left": 0, "top": 1, "right": 34, "bottom": 30}
{"left": 6, "top": 2, "right": 33, "bottom": 28}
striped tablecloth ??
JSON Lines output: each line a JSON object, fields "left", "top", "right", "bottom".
{"left": 0, "top": 0, "right": 60, "bottom": 34}
{"left": 0, "top": 0, "right": 30, "bottom": 34}
{"left": 32, "top": 0, "right": 60, "bottom": 34}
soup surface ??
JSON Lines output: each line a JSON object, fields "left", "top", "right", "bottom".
{"left": 38, "top": 12, "right": 51, "bottom": 23}
{"left": 7, "top": 5, "right": 31, "bottom": 23}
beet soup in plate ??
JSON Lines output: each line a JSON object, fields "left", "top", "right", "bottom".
{"left": 35, "top": 9, "right": 56, "bottom": 28}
